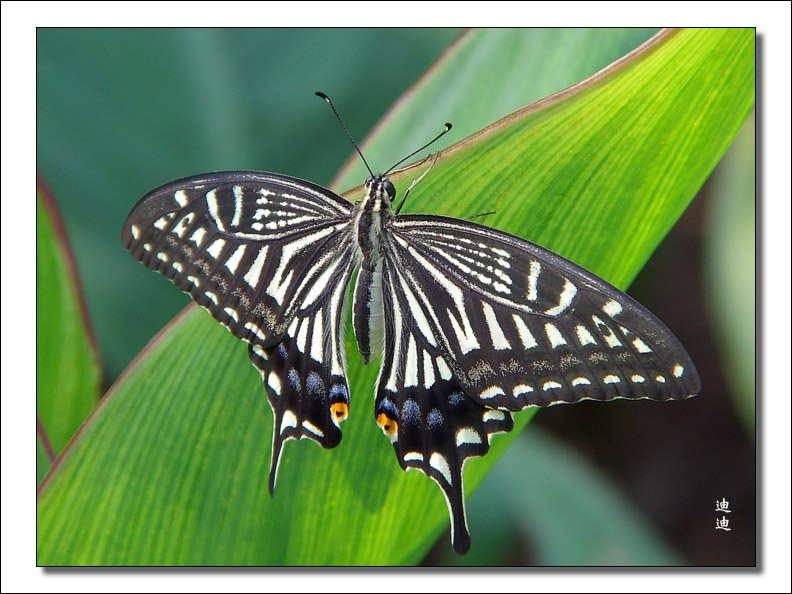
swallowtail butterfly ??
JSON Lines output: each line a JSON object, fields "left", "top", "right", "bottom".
{"left": 122, "top": 96, "right": 700, "bottom": 555}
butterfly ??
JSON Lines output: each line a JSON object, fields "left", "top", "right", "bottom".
{"left": 122, "top": 96, "right": 701, "bottom": 555}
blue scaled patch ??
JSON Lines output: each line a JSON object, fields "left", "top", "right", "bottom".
{"left": 288, "top": 368, "right": 300, "bottom": 390}
{"left": 401, "top": 399, "right": 421, "bottom": 425}
{"left": 448, "top": 392, "right": 465, "bottom": 406}
{"left": 377, "top": 397, "right": 399, "bottom": 418}
{"left": 306, "top": 371, "right": 326, "bottom": 396}
{"left": 329, "top": 383, "right": 348, "bottom": 402}
{"left": 427, "top": 408, "right": 444, "bottom": 429}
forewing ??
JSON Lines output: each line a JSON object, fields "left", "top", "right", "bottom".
{"left": 122, "top": 171, "right": 357, "bottom": 490}
{"left": 122, "top": 171, "right": 353, "bottom": 346}
{"left": 389, "top": 215, "right": 702, "bottom": 412}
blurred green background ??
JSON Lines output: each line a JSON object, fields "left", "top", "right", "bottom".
{"left": 36, "top": 28, "right": 755, "bottom": 565}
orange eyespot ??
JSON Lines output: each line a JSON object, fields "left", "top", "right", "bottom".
{"left": 331, "top": 402, "right": 348, "bottom": 423}
{"left": 377, "top": 412, "right": 398, "bottom": 440}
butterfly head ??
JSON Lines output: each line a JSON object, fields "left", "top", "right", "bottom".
{"left": 364, "top": 175, "right": 396, "bottom": 206}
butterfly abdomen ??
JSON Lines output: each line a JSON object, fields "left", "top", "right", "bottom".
{"left": 353, "top": 262, "right": 385, "bottom": 364}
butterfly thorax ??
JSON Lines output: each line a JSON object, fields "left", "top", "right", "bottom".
{"left": 351, "top": 175, "right": 395, "bottom": 364}
{"left": 352, "top": 175, "right": 395, "bottom": 264}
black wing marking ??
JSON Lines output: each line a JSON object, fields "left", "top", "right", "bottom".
{"left": 388, "top": 215, "right": 701, "bottom": 412}
{"left": 123, "top": 171, "right": 357, "bottom": 490}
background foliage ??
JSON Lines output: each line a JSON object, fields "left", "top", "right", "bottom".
{"left": 36, "top": 28, "right": 755, "bottom": 566}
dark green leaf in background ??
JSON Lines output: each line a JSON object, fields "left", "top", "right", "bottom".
{"left": 36, "top": 27, "right": 462, "bottom": 382}
{"left": 438, "top": 428, "right": 683, "bottom": 566}
{"left": 705, "top": 112, "right": 756, "bottom": 437}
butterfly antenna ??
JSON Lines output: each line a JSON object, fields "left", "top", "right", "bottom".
{"left": 315, "top": 91, "right": 374, "bottom": 178}
{"left": 395, "top": 151, "right": 440, "bottom": 214}
{"left": 384, "top": 122, "right": 452, "bottom": 175}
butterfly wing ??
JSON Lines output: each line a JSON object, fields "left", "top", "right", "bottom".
{"left": 388, "top": 215, "right": 701, "bottom": 409}
{"left": 122, "top": 171, "right": 357, "bottom": 491}
{"left": 375, "top": 213, "right": 700, "bottom": 553}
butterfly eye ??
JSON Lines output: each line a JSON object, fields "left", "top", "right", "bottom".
{"left": 382, "top": 179, "right": 395, "bottom": 200}
{"left": 376, "top": 412, "right": 398, "bottom": 442}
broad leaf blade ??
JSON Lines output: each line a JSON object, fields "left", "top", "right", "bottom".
{"left": 37, "top": 28, "right": 755, "bottom": 565}
{"left": 332, "top": 28, "right": 660, "bottom": 191}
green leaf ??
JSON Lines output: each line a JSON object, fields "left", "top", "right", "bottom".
{"left": 36, "top": 178, "right": 101, "bottom": 484}
{"left": 37, "top": 419, "right": 55, "bottom": 485}
{"left": 332, "top": 28, "right": 660, "bottom": 191}
{"left": 37, "top": 28, "right": 754, "bottom": 565}
{"left": 704, "top": 112, "right": 755, "bottom": 436}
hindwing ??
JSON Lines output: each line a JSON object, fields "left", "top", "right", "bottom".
{"left": 371, "top": 214, "right": 700, "bottom": 553}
